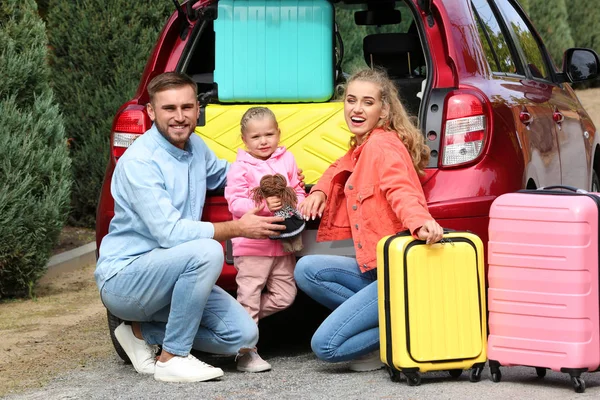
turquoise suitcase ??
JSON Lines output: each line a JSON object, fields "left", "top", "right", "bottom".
{"left": 214, "top": 0, "right": 334, "bottom": 103}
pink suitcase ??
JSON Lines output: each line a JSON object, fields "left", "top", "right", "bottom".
{"left": 487, "top": 186, "right": 600, "bottom": 393}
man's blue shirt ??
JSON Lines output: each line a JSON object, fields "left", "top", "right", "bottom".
{"left": 95, "top": 124, "right": 229, "bottom": 288}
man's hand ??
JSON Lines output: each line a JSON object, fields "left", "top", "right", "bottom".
{"left": 212, "top": 206, "right": 286, "bottom": 242}
{"left": 266, "top": 196, "right": 282, "bottom": 212}
{"left": 237, "top": 205, "right": 286, "bottom": 239}
{"left": 297, "top": 168, "right": 305, "bottom": 190}
{"left": 416, "top": 220, "right": 444, "bottom": 244}
{"left": 298, "top": 191, "right": 326, "bottom": 220}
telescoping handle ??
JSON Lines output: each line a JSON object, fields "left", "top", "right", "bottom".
{"left": 538, "top": 185, "right": 588, "bottom": 194}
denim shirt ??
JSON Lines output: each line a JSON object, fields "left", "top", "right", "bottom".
{"left": 95, "top": 124, "right": 229, "bottom": 289}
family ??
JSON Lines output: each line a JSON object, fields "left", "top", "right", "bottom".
{"left": 94, "top": 69, "right": 444, "bottom": 383}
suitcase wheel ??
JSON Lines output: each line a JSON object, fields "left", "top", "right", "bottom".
{"left": 404, "top": 371, "right": 421, "bottom": 386}
{"left": 448, "top": 369, "right": 462, "bottom": 379}
{"left": 386, "top": 366, "right": 401, "bottom": 382}
{"left": 469, "top": 367, "right": 483, "bottom": 382}
{"left": 490, "top": 370, "right": 502, "bottom": 383}
{"left": 571, "top": 376, "right": 586, "bottom": 393}
{"left": 535, "top": 367, "right": 546, "bottom": 378}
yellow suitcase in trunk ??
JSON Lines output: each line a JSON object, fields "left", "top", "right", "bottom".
{"left": 377, "top": 231, "right": 487, "bottom": 386}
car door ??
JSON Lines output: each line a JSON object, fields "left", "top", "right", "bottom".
{"left": 490, "top": 0, "right": 563, "bottom": 188}
{"left": 548, "top": 85, "right": 590, "bottom": 189}
{"left": 472, "top": 0, "right": 560, "bottom": 189}
{"left": 493, "top": 0, "right": 589, "bottom": 189}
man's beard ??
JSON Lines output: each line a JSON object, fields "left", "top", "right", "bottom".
{"left": 155, "top": 122, "right": 193, "bottom": 148}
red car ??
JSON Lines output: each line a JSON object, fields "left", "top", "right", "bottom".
{"left": 97, "top": 0, "right": 599, "bottom": 359}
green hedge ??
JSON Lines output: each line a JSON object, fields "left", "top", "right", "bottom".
{"left": 567, "top": 1, "right": 600, "bottom": 59}
{"left": 0, "top": 0, "right": 71, "bottom": 298}
{"left": 46, "top": 0, "right": 172, "bottom": 227}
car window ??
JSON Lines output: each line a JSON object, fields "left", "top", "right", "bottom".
{"left": 335, "top": 2, "right": 415, "bottom": 73}
{"left": 471, "top": 0, "right": 517, "bottom": 74}
{"left": 494, "top": 0, "right": 551, "bottom": 81}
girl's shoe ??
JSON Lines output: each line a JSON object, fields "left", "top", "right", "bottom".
{"left": 236, "top": 348, "right": 272, "bottom": 373}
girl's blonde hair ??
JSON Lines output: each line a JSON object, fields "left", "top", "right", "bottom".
{"left": 240, "top": 106, "right": 278, "bottom": 134}
{"left": 344, "top": 68, "right": 430, "bottom": 175}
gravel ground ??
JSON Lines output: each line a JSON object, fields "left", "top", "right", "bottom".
{"left": 5, "top": 349, "right": 600, "bottom": 400}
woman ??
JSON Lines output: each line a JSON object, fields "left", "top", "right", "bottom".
{"left": 296, "top": 68, "right": 444, "bottom": 372}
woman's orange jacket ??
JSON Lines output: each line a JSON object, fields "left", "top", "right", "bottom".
{"left": 311, "top": 128, "right": 433, "bottom": 273}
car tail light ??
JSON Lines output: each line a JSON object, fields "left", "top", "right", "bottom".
{"left": 441, "top": 92, "right": 488, "bottom": 167}
{"left": 111, "top": 108, "right": 151, "bottom": 159}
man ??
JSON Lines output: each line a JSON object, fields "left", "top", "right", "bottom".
{"left": 95, "top": 72, "right": 297, "bottom": 383}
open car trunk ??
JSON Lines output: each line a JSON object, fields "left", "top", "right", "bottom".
{"left": 174, "top": 0, "right": 431, "bottom": 286}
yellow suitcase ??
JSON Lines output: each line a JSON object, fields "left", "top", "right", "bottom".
{"left": 377, "top": 231, "right": 487, "bottom": 386}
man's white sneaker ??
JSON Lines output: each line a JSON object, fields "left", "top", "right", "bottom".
{"left": 154, "top": 354, "right": 224, "bottom": 382}
{"left": 114, "top": 322, "right": 156, "bottom": 374}
{"left": 236, "top": 349, "right": 272, "bottom": 373}
{"left": 348, "top": 350, "right": 385, "bottom": 372}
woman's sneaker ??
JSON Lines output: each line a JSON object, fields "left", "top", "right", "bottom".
{"left": 154, "top": 354, "right": 224, "bottom": 382}
{"left": 348, "top": 350, "right": 385, "bottom": 372}
{"left": 236, "top": 349, "right": 272, "bottom": 373}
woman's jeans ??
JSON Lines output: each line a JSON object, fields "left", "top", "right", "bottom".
{"left": 100, "top": 239, "right": 258, "bottom": 357}
{"left": 294, "top": 255, "right": 379, "bottom": 362}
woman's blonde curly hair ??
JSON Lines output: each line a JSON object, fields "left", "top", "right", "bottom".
{"left": 344, "top": 68, "right": 430, "bottom": 175}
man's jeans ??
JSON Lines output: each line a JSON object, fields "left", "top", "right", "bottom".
{"left": 294, "top": 255, "right": 379, "bottom": 362}
{"left": 100, "top": 239, "right": 258, "bottom": 357}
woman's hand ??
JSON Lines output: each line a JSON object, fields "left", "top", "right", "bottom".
{"left": 266, "top": 196, "right": 282, "bottom": 212}
{"left": 416, "top": 220, "right": 444, "bottom": 244}
{"left": 296, "top": 168, "right": 305, "bottom": 189}
{"left": 298, "top": 191, "right": 327, "bottom": 220}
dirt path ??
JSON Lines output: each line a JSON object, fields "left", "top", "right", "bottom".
{"left": 0, "top": 264, "right": 112, "bottom": 397}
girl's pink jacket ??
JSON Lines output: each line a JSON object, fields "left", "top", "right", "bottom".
{"left": 225, "top": 146, "right": 306, "bottom": 256}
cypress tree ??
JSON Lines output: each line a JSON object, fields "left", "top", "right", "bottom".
{"left": 567, "top": 1, "right": 600, "bottom": 56}
{"left": 46, "top": 0, "right": 172, "bottom": 227}
{"left": 0, "top": 0, "right": 72, "bottom": 298}
{"left": 528, "top": 0, "right": 574, "bottom": 67}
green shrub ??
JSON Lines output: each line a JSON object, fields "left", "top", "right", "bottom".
{"left": 46, "top": 0, "right": 172, "bottom": 227}
{"left": 0, "top": 0, "right": 71, "bottom": 298}
{"left": 518, "top": 0, "right": 530, "bottom": 12}
{"left": 528, "top": 0, "right": 574, "bottom": 67}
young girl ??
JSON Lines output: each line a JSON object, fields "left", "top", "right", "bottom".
{"left": 224, "top": 106, "right": 305, "bottom": 373}
{"left": 295, "top": 68, "right": 444, "bottom": 372}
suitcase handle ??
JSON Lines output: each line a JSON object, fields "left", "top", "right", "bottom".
{"left": 538, "top": 185, "right": 588, "bottom": 194}
{"left": 396, "top": 228, "right": 455, "bottom": 236}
